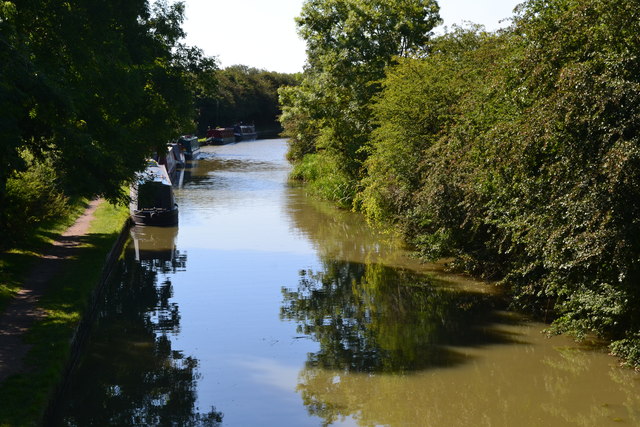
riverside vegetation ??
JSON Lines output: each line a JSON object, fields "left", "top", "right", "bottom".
{"left": 279, "top": 0, "right": 640, "bottom": 367}
{"left": 0, "top": 0, "right": 217, "bottom": 332}
{"left": 0, "top": 0, "right": 215, "bottom": 249}
{"left": 0, "top": 201, "right": 129, "bottom": 425}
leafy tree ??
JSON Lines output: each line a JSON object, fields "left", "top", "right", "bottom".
{"left": 0, "top": 0, "right": 215, "bottom": 243}
{"left": 361, "top": 0, "right": 640, "bottom": 366}
{"left": 280, "top": 0, "right": 441, "bottom": 206}
{"left": 496, "top": 0, "right": 640, "bottom": 363}
{"left": 360, "top": 25, "right": 520, "bottom": 272}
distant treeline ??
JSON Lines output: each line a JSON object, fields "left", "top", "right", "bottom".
{"left": 196, "top": 66, "right": 299, "bottom": 137}
{"left": 280, "top": 0, "right": 640, "bottom": 366}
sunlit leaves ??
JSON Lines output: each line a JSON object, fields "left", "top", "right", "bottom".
{"left": 281, "top": 0, "right": 440, "bottom": 206}
{"left": 360, "top": 0, "right": 640, "bottom": 366}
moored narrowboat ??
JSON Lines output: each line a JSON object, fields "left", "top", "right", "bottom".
{"left": 205, "top": 127, "right": 235, "bottom": 145}
{"left": 157, "top": 142, "right": 185, "bottom": 176}
{"left": 130, "top": 159, "right": 179, "bottom": 226}
{"left": 233, "top": 124, "right": 257, "bottom": 141}
{"left": 177, "top": 135, "right": 200, "bottom": 159}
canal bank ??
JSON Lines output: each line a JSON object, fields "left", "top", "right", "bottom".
{"left": 0, "top": 199, "right": 131, "bottom": 426}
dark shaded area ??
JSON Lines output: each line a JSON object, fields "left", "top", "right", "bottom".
{"left": 281, "top": 260, "right": 521, "bottom": 374}
{"left": 196, "top": 65, "right": 298, "bottom": 136}
{"left": 280, "top": 258, "right": 530, "bottom": 426}
{"left": 0, "top": 201, "right": 125, "bottom": 425}
{"left": 0, "top": 0, "right": 216, "bottom": 243}
{"left": 49, "top": 235, "right": 222, "bottom": 426}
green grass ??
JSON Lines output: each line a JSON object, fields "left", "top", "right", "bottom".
{"left": 0, "top": 198, "right": 89, "bottom": 314}
{"left": 0, "top": 200, "right": 129, "bottom": 426}
{"left": 290, "top": 153, "right": 356, "bottom": 209}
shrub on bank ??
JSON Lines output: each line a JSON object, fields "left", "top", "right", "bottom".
{"left": 283, "top": 0, "right": 640, "bottom": 367}
{"left": 3, "top": 151, "right": 70, "bottom": 248}
{"left": 290, "top": 152, "right": 356, "bottom": 209}
{"left": 362, "top": 0, "right": 640, "bottom": 365}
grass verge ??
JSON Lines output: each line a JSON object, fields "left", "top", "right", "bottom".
{"left": 0, "top": 199, "right": 90, "bottom": 314}
{"left": 0, "top": 201, "right": 129, "bottom": 426}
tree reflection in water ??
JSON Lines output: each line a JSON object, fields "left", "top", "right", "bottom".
{"left": 281, "top": 259, "right": 521, "bottom": 424}
{"left": 54, "top": 233, "right": 222, "bottom": 426}
{"left": 282, "top": 260, "right": 513, "bottom": 373}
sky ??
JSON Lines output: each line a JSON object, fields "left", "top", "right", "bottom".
{"left": 182, "top": 0, "right": 524, "bottom": 74}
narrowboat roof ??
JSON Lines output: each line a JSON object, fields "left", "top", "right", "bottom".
{"left": 137, "top": 159, "right": 172, "bottom": 186}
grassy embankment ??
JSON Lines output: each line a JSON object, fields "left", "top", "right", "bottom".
{"left": 0, "top": 199, "right": 129, "bottom": 426}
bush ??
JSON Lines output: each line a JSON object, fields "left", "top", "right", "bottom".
{"left": 361, "top": 1, "right": 640, "bottom": 365}
{"left": 4, "top": 151, "right": 70, "bottom": 245}
{"left": 290, "top": 152, "right": 356, "bottom": 209}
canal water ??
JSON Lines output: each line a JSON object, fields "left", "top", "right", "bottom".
{"left": 54, "top": 139, "right": 640, "bottom": 426}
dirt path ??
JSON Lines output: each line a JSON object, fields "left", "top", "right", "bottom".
{"left": 0, "top": 199, "right": 102, "bottom": 383}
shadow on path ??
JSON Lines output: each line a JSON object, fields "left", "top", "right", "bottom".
{"left": 0, "top": 199, "right": 102, "bottom": 383}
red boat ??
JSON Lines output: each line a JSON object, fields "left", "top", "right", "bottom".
{"left": 205, "top": 127, "right": 235, "bottom": 145}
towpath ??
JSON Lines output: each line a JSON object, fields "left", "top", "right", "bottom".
{"left": 0, "top": 199, "right": 102, "bottom": 383}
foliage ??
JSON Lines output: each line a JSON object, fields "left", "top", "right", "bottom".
{"left": 361, "top": 26, "right": 519, "bottom": 270}
{"left": 3, "top": 150, "right": 70, "bottom": 245}
{"left": 358, "top": 0, "right": 640, "bottom": 365}
{"left": 290, "top": 152, "right": 355, "bottom": 209}
{"left": 278, "top": 78, "right": 319, "bottom": 162}
{"left": 0, "top": 0, "right": 215, "bottom": 240}
{"left": 196, "top": 65, "right": 298, "bottom": 136}
{"left": 280, "top": 0, "right": 441, "bottom": 205}
{"left": 503, "top": 0, "right": 640, "bottom": 361}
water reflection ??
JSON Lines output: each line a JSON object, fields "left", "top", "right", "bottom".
{"left": 52, "top": 140, "right": 640, "bottom": 426}
{"left": 54, "top": 228, "right": 222, "bottom": 426}
{"left": 293, "top": 350, "right": 640, "bottom": 427}
{"left": 282, "top": 165, "right": 640, "bottom": 426}
{"left": 282, "top": 260, "right": 640, "bottom": 426}
{"left": 130, "top": 226, "right": 183, "bottom": 265}
{"left": 282, "top": 261, "right": 513, "bottom": 374}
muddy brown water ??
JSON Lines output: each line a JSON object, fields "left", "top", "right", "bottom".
{"left": 52, "top": 139, "right": 640, "bottom": 426}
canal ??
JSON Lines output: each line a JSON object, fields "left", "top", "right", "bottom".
{"left": 53, "top": 139, "right": 640, "bottom": 426}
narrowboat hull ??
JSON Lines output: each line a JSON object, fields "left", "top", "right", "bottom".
{"left": 233, "top": 125, "right": 257, "bottom": 142}
{"left": 206, "top": 135, "right": 236, "bottom": 145}
{"left": 131, "top": 206, "right": 179, "bottom": 226}
{"left": 178, "top": 135, "right": 200, "bottom": 160}
{"left": 205, "top": 127, "right": 236, "bottom": 145}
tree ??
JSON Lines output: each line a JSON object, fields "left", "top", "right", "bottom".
{"left": 359, "top": 25, "right": 518, "bottom": 266}
{"left": 280, "top": 0, "right": 441, "bottom": 206}
{"left": 0, "top": 0, "right": 215, "bottom": 243}
{"left": 360, "top": 0, "right": 640, "bottom": 366}
{"left": 498, "top": 0, "right": 640, "bottom": 364}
